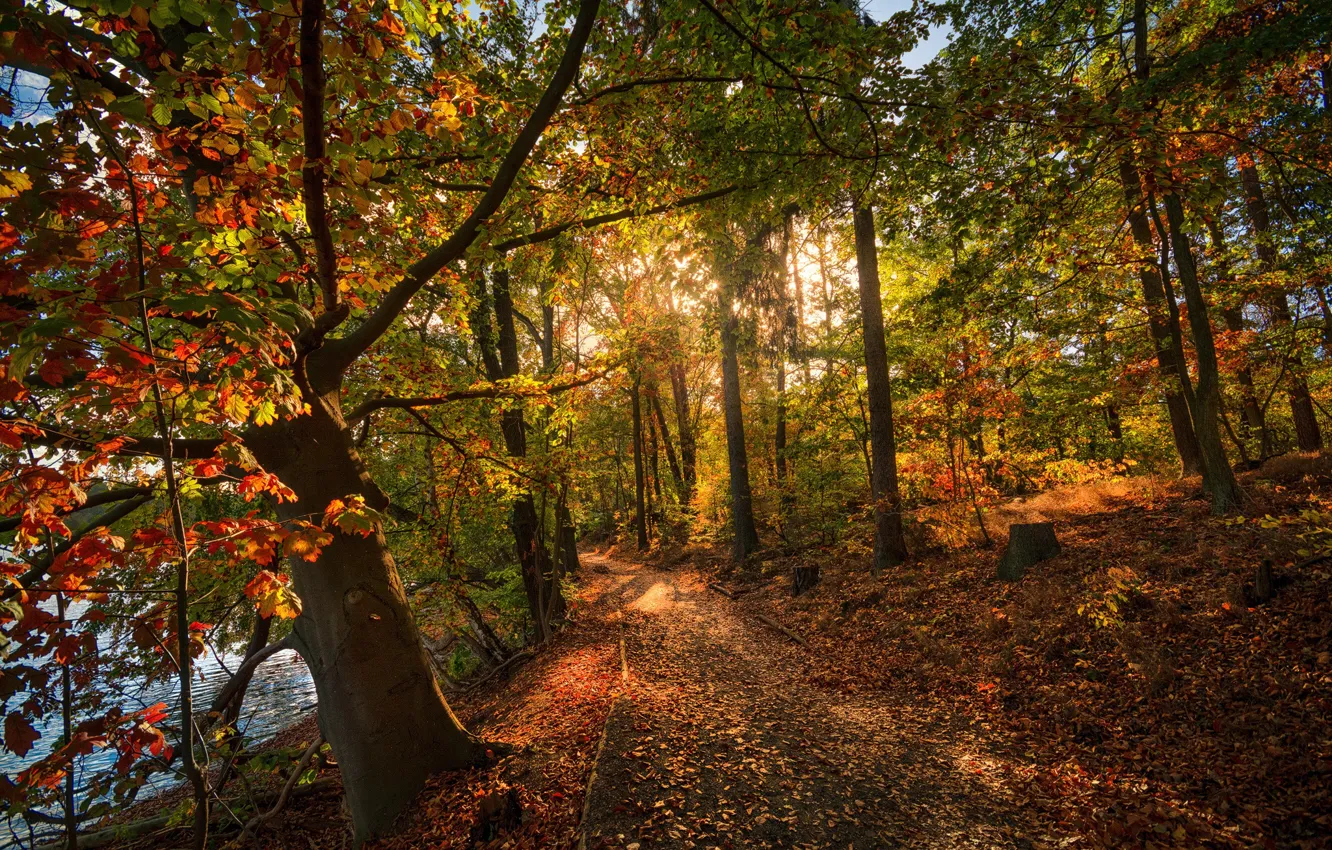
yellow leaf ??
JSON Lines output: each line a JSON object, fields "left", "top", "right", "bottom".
{"left": 234, "top": 85, "right": 258, "bottom": 111}
{"left": 0, "top": 171, "right": 33, "bottom": 198}
{"left": 193, "top": 175, "right": 212, "bottom": 198}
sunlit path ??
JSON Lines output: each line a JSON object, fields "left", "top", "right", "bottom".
{"left": 581, "top": 554, "right": 1044, "bottom": 850}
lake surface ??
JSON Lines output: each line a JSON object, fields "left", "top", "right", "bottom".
{"left": 0, "top": 644, "right": 316, "bottom": 843}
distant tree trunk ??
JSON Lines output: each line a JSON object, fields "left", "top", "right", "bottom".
{"left": 630, "top": 375, "right": 648, "bottom": 550}
{"left": 775, "top": 360, "right": 789, "bottom": 539}
{"left": 1105, "top": 406, "right": 1123, "bottom": 444}
{"left": 649, "top": 386, "right": 684, "bottom": 496}
{"left": 787, "top": 210, "right": 812, "bottom": 384}
{"left": 718, "top": 278, "right": 761, "bottom": 561}
{"left": 480, "top": 270, "right": 563, "bottom": 639}
{"left": 667, "top": 359, "right": 697, "bottom": 505}
{"left": 1239, "top": 162, "right": 1322, "bottom": 452}
{"left": 222, "top": 613, "right": 273, "bottom": 727}
{"left": 539, "top": 297, "right": 579, "bottom": 573}
{"left": 776, "top": 212, "right": 795, "bottom": 537}
{"left": 817, "top": 234, "right": 836, "bottom": 377}
{"left": 1119, "top": 158, "right": 1204, "bottom": 476}
{"left": 1204, "top": 215, "right": 1271, "bottom": 457}
{"left": 1161, "top": 193, "right": 1242, "bottom": 513}
{"left": 853, "top": 206, "right": 908, "bottom": 574}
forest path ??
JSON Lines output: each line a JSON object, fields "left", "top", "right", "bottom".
{"left": 578, "top": 554, "right": 1041, "bottom": 850}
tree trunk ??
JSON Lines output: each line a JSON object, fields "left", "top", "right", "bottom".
{"left": 775, "top": 360, "right": 789, "bottom": 538}
{"left": 718, "top": 278, "right": 761, "bottom": 561}
{"left": 540, "top": 299, "right": 580, "bottom": 572}
{"left": 631, "top": 375, "right": 649, "bottom": 550}
{"left": 221, "top": 613, "right": 273, "bottom": 727}
{"left": 648, "top": 387, "right": 685, "bottom": 497}
{"left": 1204, "top": 215, "right": 1271, "bottom": 457}
{"left": 247, "top": 408, "right": 483, "bottom": 844}
{"left": 1162, "top": 193, "right": 1242, "bottom": 512}
{"left": 852, "top": 206, "right": 908, "bottom": 574}
{"left": 1239, "top": 162, "right": 1322, "bottom": 452}
{"left": 668, "top": 359, "right": 697, "bottom": 505}
{"left": 1119, "top": 158, "right": 1204, "bottom": 475}
{"left": 480, "top": 270, "right": 563, "bottom": 639}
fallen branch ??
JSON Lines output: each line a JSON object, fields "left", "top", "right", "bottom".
{"left": 755, "top": 613, "right": 809, "bottom": 648}
{"left": 231, "top": 735, "right": 324, "bottom": 846}
{"left": 708, "top": 582, "right": 758, "bottom": 600}
{"left": 619, "top": 634, "right": 629, "bottom": 684}
{"left": 707, "top": 582, "right": 736, "bottom": 599}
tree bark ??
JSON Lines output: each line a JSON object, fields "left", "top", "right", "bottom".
{"left": 1119, "top": 158, "right": 1204, "bottom": 475}
{"left": 852, "top": 206, "right": 908, "bottom": 574}
{"left": 1161, "top": 193, "right": 1242, "bottom": 512}
{"left": 247, "top": 408, "right": 484, "bottom": 844}
{"left": 648, "top": 386, "right": 685, "bottom": 497}
{"left": 1204, "top": 215, "right": 1270, "bottom": 457}
{"left": 479, "top": 270, "right": 564, "bottom": 640}
{"left": 718, "top": 276, "right": 761, "bottom": 561}
{"left": 631, "top": 375, "right": 649, "bottom": 550}
{"left": 1238, "top": 162, "right": 1322, "bottom": 452}
{"left": 668, "top": 358, "right": 697, "bottom": 506}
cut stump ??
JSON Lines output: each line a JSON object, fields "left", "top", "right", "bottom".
{"left": 998, "top": 522, "right": 1060, "bottom": 581}
{"left": 791, "top": 564, "right": 820, "bottom": 596}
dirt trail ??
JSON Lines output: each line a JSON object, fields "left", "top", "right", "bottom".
{"left": 579, "top": 554, "right": 1044, "bottom": 850}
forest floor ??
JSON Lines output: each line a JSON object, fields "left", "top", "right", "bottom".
{"left": 100, "top": 461, "right": 1332, "bottom": 850}
{"left": 579, "top": 553, "right": 1045, "bottom": 849}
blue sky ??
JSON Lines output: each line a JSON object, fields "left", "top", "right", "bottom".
{"left": 863, "top": 0, "right": 951, "bottom": 69}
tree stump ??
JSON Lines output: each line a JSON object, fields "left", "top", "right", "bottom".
{"left": 1253, "top": 558, "right": 1273, "bottom": 604}
{"left": 791, "top": 564, "right": 821, "bottom": 596}
{"left": 997, "top": 522, "right": 1060, "bottom": 581}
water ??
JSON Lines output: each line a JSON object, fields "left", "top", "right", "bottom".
{"left": 0, "top": 644, "right": 316, "bottom": 843}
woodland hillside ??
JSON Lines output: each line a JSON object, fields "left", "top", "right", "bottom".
{"left": 0, "top": 0, "right": 1330, "bottom": 847}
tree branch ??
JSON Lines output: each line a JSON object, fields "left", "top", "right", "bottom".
{"left": 299, "top": 0, "right": 340, "bottom": 317}
{"left": 313, "top": 0, "right": 603, "bottom": 379}
{"left": 345, "top": 366, "right": 611, "bottom": 423}
{"left": 493, "top": 185, "right": 740, "bottom": 253}
{"left": 2, "top": 494, "right": 154, "bottom": 601}
{"left": 22, "top": 425, "right": 225, "bottom": 459}
{"left": 0, "top": 485, "right": 151, "bottom": 534}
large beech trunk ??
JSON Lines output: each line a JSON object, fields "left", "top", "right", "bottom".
{"left": 248, "top": 406, "right": 482, "bottom": 843}
{"left": 852, "top": 206, "right": 908, "bottom": 574}
{"left": 718, "top": 280, "right": 761, "bottom": 560}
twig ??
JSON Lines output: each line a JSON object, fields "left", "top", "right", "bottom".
{"left": 231, "top": 736, "right": 324, "bottom": 846}
{"left": 707, "top": 582, "right": 737, "bottom": 599}
{"left": 755, "top": 614, "right": 809, "bottom": 648}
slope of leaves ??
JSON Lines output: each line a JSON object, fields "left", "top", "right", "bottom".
{"left": 698, "top": 468, "right": 1332, "bottom": 849}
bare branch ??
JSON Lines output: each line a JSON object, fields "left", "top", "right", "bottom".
{"left": 493, "top": 185, "right": 741, "bottom": 253}
{"left": 345, "top": 366, "right": 612, "bottom": 423}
